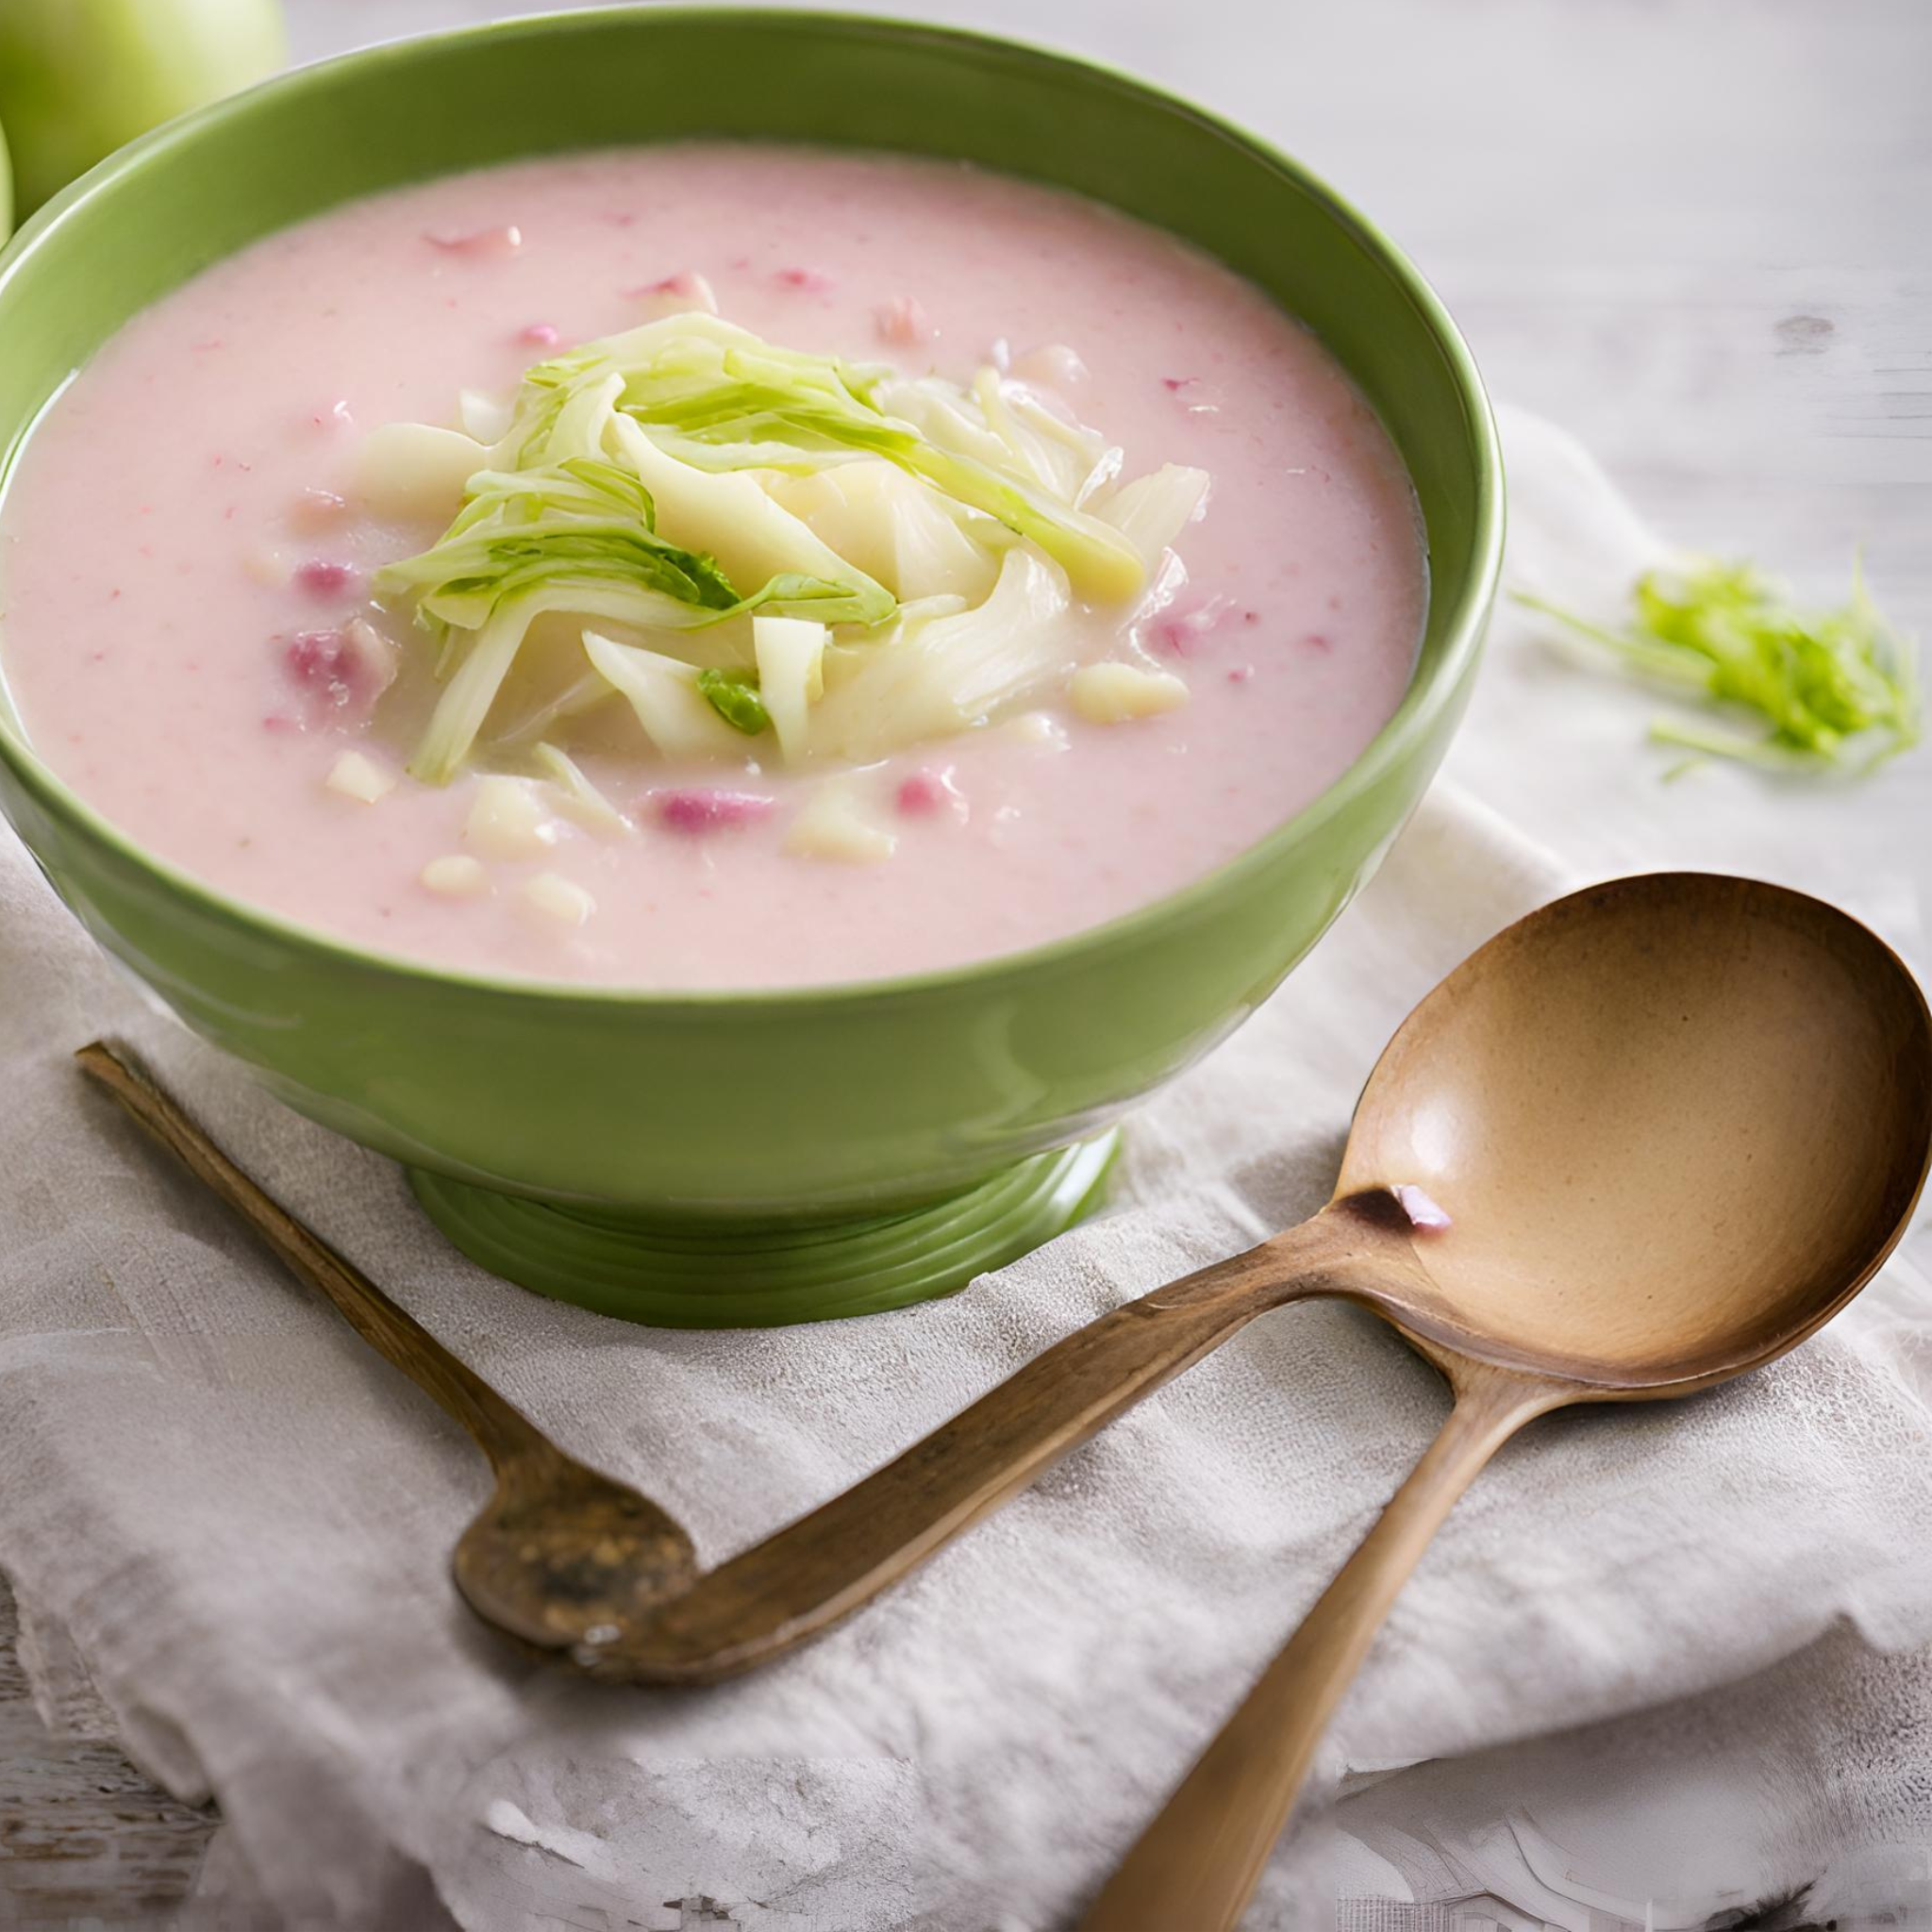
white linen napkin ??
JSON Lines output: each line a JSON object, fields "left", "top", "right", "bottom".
{"left": 3, "top": 415, "right": 1930, "bottom": 1931}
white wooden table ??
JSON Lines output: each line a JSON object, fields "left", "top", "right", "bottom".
{"left": 3, "top": 0, "right": 1927, "bottom": 1921}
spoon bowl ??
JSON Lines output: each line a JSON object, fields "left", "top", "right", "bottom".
{"left": 1341, "top": 872, "right": 1932, "bottom": 1387}
{"left": 454, "top": 1457, "right": 698, "bottom": 1670}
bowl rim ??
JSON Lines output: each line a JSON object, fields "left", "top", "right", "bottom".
{"left": 0, "top": 5, "right": 1504, "bottom": 1014}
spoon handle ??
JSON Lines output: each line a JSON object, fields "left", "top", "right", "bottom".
{"left": 1078, "top": 1361, "right": 1565, "bottom": 1932}
{"left": 75, "top": 1041, "right": 549, "bottom": 1470}
{"left": 625, "top": 1206, "right": 1407, "bottom": 1683}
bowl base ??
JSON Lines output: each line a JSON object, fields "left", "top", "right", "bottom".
{"left": 407, "top": 1129, "right": 1121, "bottom": 1327}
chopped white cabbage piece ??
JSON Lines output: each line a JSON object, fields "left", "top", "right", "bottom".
{"left": 410, "top": 587, "right": 703, "bottom": 785}
{"left": 582, "top": 631, "right": 750, "bottom": 761}
{"left": 608, "top": 413, "right": 891, "bottom": 611}
{"left": 1071, "top": 661, "right": 1191, "bottom": 724}
{"left": 785, "top": 780, "right": 898, "bottom": 865}
{"left": 458, "top": 389, "right": 515, "bottom": 444}
{"left": 753, "top": 615, "right": 828, "bottom": 763}
{"left": 325, "top": 750, "right": 396, "bottom": 804}
{"left": 1007, "top": 709, "right": 1072, "bottom": 749}
{"left": 968, "top": 367, "right": 1107, "bottom": 503}
{"left": 421, "top": 855, "right": 490, "bottom": 898}
{"left": 354, "top": 423, "right": 487, "bottom": 520}
{"left": 1092, "top": 465, "right": 1211, "bottom": 565}
{"left": 1009, "top": 343, "right": 1090, "bottom": 393}
{"left": 531, "top": 742, "right": 631, "bottom": 837}
{"left": 522, "top": 872, "right": 597, "bottom": 925}
{"left": 464, "top": 774, "right": 561, "bottom": 858}
{"left": 772, "top": 461, "right": 1001, "bottom": 603}
{"left": 811, "top": 549, "right": 1075, "bottom": 762}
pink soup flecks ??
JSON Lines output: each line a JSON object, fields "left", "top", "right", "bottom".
{"left": 0, "top": 145, "right": 1425, "bottom": 990}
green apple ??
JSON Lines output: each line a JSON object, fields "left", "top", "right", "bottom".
{"left": 0, "top": 0, "right": 286, "bottom": 217}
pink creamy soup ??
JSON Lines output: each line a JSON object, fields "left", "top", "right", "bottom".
{"left": 0, "top": 146, "right": 1425, "bottom": 989}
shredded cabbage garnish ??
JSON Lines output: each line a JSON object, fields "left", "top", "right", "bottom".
{"left": 370, "top": 311, "right": 1204, "bottom": 782}
{"left": 1519, "top": 556, "right": 1920, "bottom": 775}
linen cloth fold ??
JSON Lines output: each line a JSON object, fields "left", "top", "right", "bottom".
{"left": 2, "top": 415, "right": 1930, "bottom": 1930}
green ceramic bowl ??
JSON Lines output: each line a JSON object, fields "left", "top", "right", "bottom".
{"left": 0, "top": 9, "right": 1502, "bottom": 1325}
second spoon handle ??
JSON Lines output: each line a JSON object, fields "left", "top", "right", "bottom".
{"left": 624, "top": 1204, "right": 1413, "bottom": 1683}
{"left": 75, "top": 1041, "right": 550, "bottom": 1470}
{"left": 1078, "top": 1360, "right": 1565, "bottom": 1932}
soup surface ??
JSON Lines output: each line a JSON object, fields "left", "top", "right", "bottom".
{"left": 0, "top": 145, "right": 1425, "bottom": 988}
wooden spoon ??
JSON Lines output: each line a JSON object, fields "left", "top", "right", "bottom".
{"left": 1076, "top": 872, "right": 1932, "bottom": 1932}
